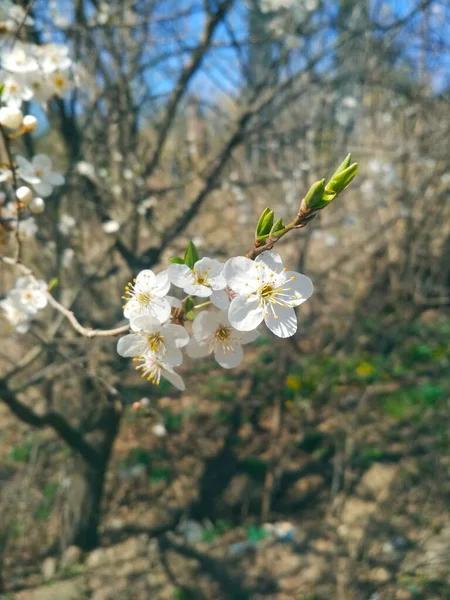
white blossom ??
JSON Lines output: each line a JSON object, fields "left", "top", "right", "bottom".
{"left": 8, "top": 276, "right": 48, "bottom": 316}
{"left": 168, "top": 257, "right": 228, "bottom": 308}
{"left": 117, "top": 314, "right": 189, "bottom": 366}
{"left": 133, "top": 353, "right": 185, "bottom": 391}
{"left": 16, "top": 154, "right": 65, "bottom": 197}
{"left": 47, "top": 70, "right": 72, "bottom": 97}
{"left": 0, "top": 2, "right": 33, "bottom": 32}
{"left": 122, "top": 269, "right": 171, "bottom": 322}
{"left": 187, "top": 310, "right": 258, "bottom": 369}
{"left": 224, "top": 251, "right": 313, "bottom": 338}
{"left": 0, "top": 297, "right": 31, "bottom": 334}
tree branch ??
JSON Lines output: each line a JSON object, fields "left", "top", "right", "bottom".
{"left": 143, "top": 0, "right": 234, "bottom": 178}
{"left": 0, "top": 379, "right": 102, "bottom": 466}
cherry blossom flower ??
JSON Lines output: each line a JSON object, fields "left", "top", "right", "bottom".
{"left": 122, "top": 269, "right": 171, "bottom": 322}
{"left": 133, "top": 353, "right": 185, "bottom": 391}
{"left": 186, "top": 310, "right": 258, "bottom": 368}
{"left": 0, "top": 297, "right": 31, "bottom": 334}
{"left": 117, "top": 314, "right": 189, "bottom": 366}
{"left": 224, "top": 251, "right": 313, "bottom": 338}
{"left": 16, "top": 154, "right": 65, "bottom": 197}
{"left": 48, "top": 70, "right": 73, "bottom": 97}
{"left": 168, "top": 257, "right": 227, "bottom": 308}
{"left": 1, "top": 45, "right": 38, "bottom": 75}
{"left": 0, "top": 76, "right": 33, "bottom": 108}
{"left": 8, "top": 276, "right": 48, "bottom": 315}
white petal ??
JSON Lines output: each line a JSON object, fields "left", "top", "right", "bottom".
{"left": 228, "top": 295, "right": 264, "bottom": 331}
{"left": 264, "top": 305, "right": 297, "bottom": 338}
{"left": 148, "top": 297, "right": 171, "bottom": 323}
{"left": 162, "top": 367, "right": 185, "bottom": 391}
{"left": 47, "top": 172, "right": 65, "bottom": 186}
{"left": 123, "top": 297, "right": 141, "bottom": 319}
{"left": 184, "top": 283, "right": 211, "bottom": 297}
{"left": 238, "top": 329, "right": 260, "bottom": 345}
{"left": 214, "top": 343, "right": 243, "bottom": 369}
{"left": 167, "top": 295, "right": 182, "bottom": 309}
{"left": 135, "top": 269, "right": 155, "bottom": 288}
{"left": 210, "top": 289, "right": 229, "bottom": 309}
{"left": 167, "top": 264, "right": 192, "bottom": 288}
{"left": 33, "top": 154, "right": 52, "bottom": 172}
{"left": 33, "top": 181, "right": 53, "bottom": 197}
{"left": 130, "top": 314, "right": 161, "bottom": 333}
{"left": 165, "top": 348, "right": 183, "bottom": 367}
{"left": 163, "top": 323, "right": 189, "bottom": 348}
{"left": 209, "top": 273, "right": 227, "bottom": 290}
{"left": 282, "top": 272, "right": 314, "bottom": 306}
{"left": 33, "top": 294, "right": 47, "bottom": 310}
{"left": 194, "top": 257, "right": 219, "bottom": 275}
{"left": 186, "top": 337, "right": 211, "bottom": 359}
{"left": 256, "top": 250, "right": 284, "bottom": 272}
{"left": 192, "top": 310, "right": 219, "bottom": 339}
{"left": 117, "top": 333, "right": 146, "bottom": 357}
{"left": 152, "top": 270, "right": 170, "bottom": 297}
{"left": 223, "top": 256, "right": 259, "bottom": 294}
{"left": 16, "top": 155, "right": 33, "bottom": 174}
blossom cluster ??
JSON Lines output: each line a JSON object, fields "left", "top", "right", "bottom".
{"left": 0, "top": 3, "right": 70, "bottom": 239}
{"left": 118, "top": 249, "right": 313, "bottom": 391}
{"left": 0, "top": 37, "right": 74, "bottom": 109}
{"left": 0, "top": 275, "right": 48, "bottom": 334}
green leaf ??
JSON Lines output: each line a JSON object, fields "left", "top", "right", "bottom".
{"left": 169, "top": 256, "right": 185, "bottom": 264}
{"left": 255, "top": 207, "right": 274, "bottom": 239}
{"left": 0, "top": 83, "right": 4, "bottom": 98}
{"left": 303, "top": 179, "right": 326, "bottom": 210}
{"left": 326, "top": 162, "right": 358, "bottom": 195}
{"left": 270, "top": 217, "right": 285, "bottom": 235}
{"left": 332, "top": 153, "right": 352, "bottom": 177}
{"left": 48, "top": 277, "right": 59, "bottom": 292}
{"left": 184, "top": 241, "right": 200, "bottom": 269}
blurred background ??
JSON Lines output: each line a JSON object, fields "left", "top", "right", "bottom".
{"left": 0, "top": 0, "right": 449, "bottom": 598}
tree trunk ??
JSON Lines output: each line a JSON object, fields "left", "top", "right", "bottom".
{"left": 63, "top": 405, "right": 121, "bottom": 552}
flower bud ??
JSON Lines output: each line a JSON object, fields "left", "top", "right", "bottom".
{"left": 0, "top": 106, "right": 23, "bottom": 130}
{"left": 15, "top": 186, "right": 33, "bottom": 204}
{"left": 22, "top": 115, "right": 38, "bottom": 133}
{"left": 29, "top": 196, "right": 45, "bottom": 214}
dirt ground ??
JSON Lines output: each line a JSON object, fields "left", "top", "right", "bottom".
{"left": 2, "top": 344, "right": 449, "bottom": 600}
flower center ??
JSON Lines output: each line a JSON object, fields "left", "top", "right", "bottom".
{"left": 215, "top": 326, "right": 231, "bottom": 342}
{"left": 137, "top": 291, "right": 151, "bottom": 304}
{"left": 192, "top": 267, "right": 210, "bottom": 287}
{"left": 259, "top": 283, "right": 275, "bottom": 298}
{"left": 34, "top": 168, "right": 43, "bottom": 178}
{"left": 133, "top": 355, "right": 161, "bottom": 385}
{"left": 146, "top": 333, "right": 164, "bottom": 354}
{"left": 55, "top": 77, "right": 65, "bottom": 88}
